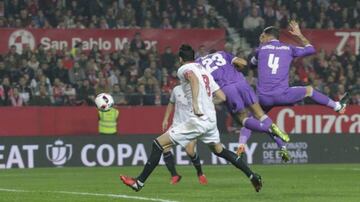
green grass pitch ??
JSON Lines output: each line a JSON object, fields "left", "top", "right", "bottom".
{"left": 0, "top": 164, "right": 359, "bottom": 202}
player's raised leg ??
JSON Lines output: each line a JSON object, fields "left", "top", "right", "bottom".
{"left": 222, "top": 83, "right": 290, "bottom": 142}
{"left": 306, "top": 86, "right": 350, "bottom": 113}
{"left": 244, "top": 102, "right": 289, "bottom": 142}
{"left": 120, "top": 132, "right": 173, "bottom": 192}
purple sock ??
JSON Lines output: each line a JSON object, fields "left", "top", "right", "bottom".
{"left": 311, "top": 90, "right": 336, "bottom": 109}
{"left": 269, "top": 134, "right": 285, "bottom": 148}
{"left": 239, "top": 127, "right": 252, "bottom": 144}
{"left": 243, "top": 115, "right": 272, "bottom": 133}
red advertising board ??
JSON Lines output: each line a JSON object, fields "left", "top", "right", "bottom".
{"left": 280, "top": 29, "right": 360, "bottom": 55}
{"left": 0, "top": 105, "right": 358, "bottom": 136}
{"left": 268, "top": 105, "right": 360, "bottom": 134}
{"left": 0, "top": 28, "right": 225, "bottom": 54}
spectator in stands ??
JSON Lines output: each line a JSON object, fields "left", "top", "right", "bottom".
{"left": 27, "top": 55, "right": 40, "bottom": 70}
{"left": 207, "top": 8, "right": 219, "bottom": 28}
{"left": 137, "top": 68, "right": 159, "bottom": 95}
{"left": 69, "top": 62, "right": 86, "bottom": 85}
{"left": 0, "top": 82, "right": 5, "bottom": 106}
{"left": 9, "top": 87, "right": 23, "bottom": 107}
{"left": 0, "top": 61, "right": 9, "bottom": 80}
{"left": 18, "top": 76, "right": 31, "bottom": 105}
{"left": 53, "top": 78, "right": 65, "bottom": 105}
{"left": 112, "top": 84, "right": 127, "bottom": 105}
{"left": 122, "top": 3, "right": 136, "bottom": 26}
{"left": 195, "top": 45, "right": 208, "bottom": 58}
{"left": 130, "top": 32, "right": 147, "bottom": 60}
{"left": 161, "top": 46, "right": 176, "bottom": 71}
{"left": 0, "top": 77, "right": 11, "bottom": 105}
{"left": 149, "top": 61, "right": 161, "bottom": 82}
{"left": 77, "top": 79, "right": 95, "bottom": 105}
{"left": 127, "top": 84, "right": 142, "bottom": 105}
{"left": 64, "top": 84, "right": 76, "bottom": 105}
{"left": 53, "top": 59, "right": 69, "bottom": 84}
{"left": 30, "top": 85, "right": 51, "bottom": 106}
{"left": 95, "top": 77, "right": 110, "bottom": 95}
{"left": 243, "top": 7, "right": 264, "bottom": 47}
{"left": 161, "top": 17, "right": 173, "bottom": 29}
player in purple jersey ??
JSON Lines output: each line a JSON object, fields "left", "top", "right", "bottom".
{"left": 196, "top": 50, "right": 290, "bottom": 144}
{"left": 237, "top": 21, "right": 351, "bottom": 161}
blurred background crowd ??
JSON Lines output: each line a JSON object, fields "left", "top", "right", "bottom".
{"left": 0, "top": 0, "right": 359, "bottom": 107}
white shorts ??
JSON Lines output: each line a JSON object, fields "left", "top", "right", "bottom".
{"left": 168, "top": 116, "right": 220, "bottom": 147}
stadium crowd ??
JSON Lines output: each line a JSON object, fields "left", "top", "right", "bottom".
{"left": 212, "top": 0, "right": 360, "bottom": 47}
{"left": 0, "top": 0, "right": 222, "bottom": 29}
{"left": 0, "top": 0, "right": 359, "bottom": 107}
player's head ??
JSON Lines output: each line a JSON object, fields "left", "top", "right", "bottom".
{"left": 178, "top": 44, "right": 194, "bottom": 65}
{"left": 260, "top": 26, "right": 280, "bottom": 44}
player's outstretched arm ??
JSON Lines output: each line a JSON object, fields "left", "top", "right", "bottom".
{"left": 232, "top": 57, "right": 248, "bottom": 70}
{"left": 288, "top": 20, "right": 310, "bottom": 46}
{"left": 162, "top": 102, "right": 174, "bottom": 131}
{"left": 288, "top": 20, "right": 316, "bottom": 57}
{"left": 213, "top": 89, "right": 226, "bottom": 104}
{"left": 186, "top": 71, "right": 203, "bottom": 116}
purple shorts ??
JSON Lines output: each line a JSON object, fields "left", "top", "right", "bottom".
{"left": 221, "top": 81, "right": 258, "bottom": 114}
{"left": 258, "top": 86, "right": 307, "bottom": 111}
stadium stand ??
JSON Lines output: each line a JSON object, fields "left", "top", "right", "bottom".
{"left": 0, "top": 0, "right": 359, "bottom": 106}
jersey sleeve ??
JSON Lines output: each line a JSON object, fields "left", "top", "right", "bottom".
{"left": 169, "top": 88, "right": 176, "bottom": 103}
{"left": 177, "top": 65, "right": 193, "bottom": 81}
{"left": 290, "top": 44, "right": 316, "bottom": 57}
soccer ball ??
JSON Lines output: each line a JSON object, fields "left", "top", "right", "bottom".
{"left": 95, "top": 93, "right": 114, "bottom": 111}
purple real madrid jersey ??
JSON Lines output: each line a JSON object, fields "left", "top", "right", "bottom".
{"left": 196, "top": 51, "right": 247, "bottom": 88}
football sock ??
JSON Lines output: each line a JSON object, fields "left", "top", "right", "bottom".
{"left": 189, "top": 153, "right": 203, "bottom": 176}
{"left": 239, "top": 127, "right": 252, "bottom": 145}
{"left": 311, "top": 90, "right": 337, "bottom": 109}
{"left": 214, "top": 148, "right": 254, "bottom": 178}
{"left": 137, "top": 139, "right": 163, "bottom": 183}
{"left": 243, "top": 115, "right": 272, "bottom": 133}
{"left": 163, "top": 151, "right": 178, "bottom": 177}
{"left": 269, "top": 133, "right": 286, "bottom": 148}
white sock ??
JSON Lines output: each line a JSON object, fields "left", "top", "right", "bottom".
{"left": 137, "top": 180, "right": 144, "bottom": 186}
{"left": 334, "top": 102, "right": 341, "bottom": 111}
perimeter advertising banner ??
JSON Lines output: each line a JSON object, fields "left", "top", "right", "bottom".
{"left": 0, "top": 28, "right": 225, "bottom": 54}
{"left": 280, "top": 29, "right": 360, "bottom": 55}
{"left": 0, "top": 105, "right": 359, "bottom": 136}
{"left": 0, "top": 134, "right": 359, "bottom": 169}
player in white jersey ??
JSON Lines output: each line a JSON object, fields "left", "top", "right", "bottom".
{"left": 120, "top": 44, "right": 262, "bottom": 192}
{"left": 161, "top": 85, "right": 208, "bottom": 185}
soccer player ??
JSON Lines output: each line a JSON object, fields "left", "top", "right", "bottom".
{"left": 196, "top": 48, "right": 290, "bottom": 145}
{"left": 236, "top": 21, "right": 350, "bottom": 160}
{"left": 162, "top": 85, "right": 208, "bottom": 185}
{"left": 120, "top": 44, "right": 262, "bottom": 192}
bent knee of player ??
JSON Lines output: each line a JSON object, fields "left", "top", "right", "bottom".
{"left": 208, "top": 143, "right": 223, "bottom": 154}
{"left": 156, "top": 132, "right": 174, "bottom": 149}
{"left": 305, "top": 86, "right": 313, "bottom": 97}
{"left": 185, "top": 140, "right": 196, "bottom": 157}
{"left": 185, "top": 147, "right": 196, "bottom": 157}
